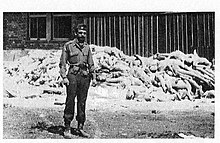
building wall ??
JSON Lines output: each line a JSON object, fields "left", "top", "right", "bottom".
{"left": 3, "top": 12, "right": 28, "bottom": 49}
{"left": 85, "top": 12, "right": 215, "bottom": 61}
{"left": 3, "top": 12, "right": 215, "bottom": 61}
{"left": 3, "top": 12, "right": 78, "bottom": 49}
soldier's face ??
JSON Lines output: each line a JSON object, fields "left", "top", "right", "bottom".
{"left": 77, "top": 29, "right": 87, "bottom": 43}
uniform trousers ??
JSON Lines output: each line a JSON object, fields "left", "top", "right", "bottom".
{"left": 63, "top": 72, "right": 91, "bottom": 127}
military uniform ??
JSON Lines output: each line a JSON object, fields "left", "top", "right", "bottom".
{"left": 59, "top": 38, "right": 95, "bottom": 132}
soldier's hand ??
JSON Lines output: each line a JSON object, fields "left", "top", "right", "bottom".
{"left": 91, "top": 79, "right": 97, "bottom": 87}
{"left": 63, "top": 78, "right": 69, "bottom": 86}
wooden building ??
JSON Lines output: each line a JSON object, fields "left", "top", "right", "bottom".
{"left": 3, "top": 12, "right": 215, "bottom": 60}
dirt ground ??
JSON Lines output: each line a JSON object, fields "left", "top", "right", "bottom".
{"left": 3, "top": 86, "right": 215, "bottom": 139}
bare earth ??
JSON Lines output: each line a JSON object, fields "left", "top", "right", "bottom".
{"left": 3, "top": 86, "right": 215, "bottom": 139}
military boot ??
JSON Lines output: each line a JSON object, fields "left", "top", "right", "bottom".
{"left": 63, "top": 126, "right": 74, "bottom": 139}
{"left": 78, "top": 123, "right": 91, "bottom": 138}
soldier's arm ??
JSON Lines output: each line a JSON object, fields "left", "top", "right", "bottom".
{"left": 59, "top": 44, "right": 69, "bottom": 79}
{"left": 87, "top": 47, "right": 96, "bottom": 80}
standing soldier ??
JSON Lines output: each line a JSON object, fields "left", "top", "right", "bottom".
{"left": 59, "top": 24, "right": 96, "bottom": 138}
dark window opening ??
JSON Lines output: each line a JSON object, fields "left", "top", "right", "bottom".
{"left": 30, "top": 17, "right": 46, "bottom": 39}
{"left": 53, "top": 16, "right": 71, "bottom": 38}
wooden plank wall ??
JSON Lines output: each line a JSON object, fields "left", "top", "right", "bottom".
{"left": 85, "top": 12, "right": 214, "bottom": 60}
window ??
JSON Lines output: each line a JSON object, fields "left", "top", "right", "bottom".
{"left": 29, "top": 13, "right": 46, "bottom": 40}
{"left": 53, "top": 14, "right": 72, "bottom": 40}
{"left": 28, "top": 13, "right": 73, "bottom": 41}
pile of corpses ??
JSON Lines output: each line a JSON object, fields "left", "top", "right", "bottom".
{"left": 3, "top": 45, "right": 215, "bottom": 101}
{"left": 3, "top": 50, "right": 63, "bottom": 88}
{"left": 90, "top": 45, "right": 214, "bottom": 101}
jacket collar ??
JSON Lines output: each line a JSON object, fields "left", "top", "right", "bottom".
{"left": 73, "top": 38, "right": 87, "bottom": 46}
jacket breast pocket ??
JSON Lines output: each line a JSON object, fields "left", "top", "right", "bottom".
{"left": 69, "top": 51, "right": 79, "bottom": 64}
{"left": 83, "top": 52, "right": 88, "bottom": 63}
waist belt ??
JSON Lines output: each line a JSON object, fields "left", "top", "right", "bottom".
{"left": 69, "top": 63, "right": 87, "bottom": 70}
{"left": 69, "top": 63, "right": 90, "bottom": 76}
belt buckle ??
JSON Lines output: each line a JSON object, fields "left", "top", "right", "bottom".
{"left": 81, "top": 69, "right": 89, "bottom": 77}
{"left": 70, "top": 65, "right": 80, "bottom": 75}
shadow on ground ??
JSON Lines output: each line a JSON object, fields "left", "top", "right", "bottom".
{"left": 30, "top": 121, "right": 83, "bottom": 138}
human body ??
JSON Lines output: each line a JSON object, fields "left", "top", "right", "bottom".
{"left": 59, "top": 24, "right": 95, "bottom": 138}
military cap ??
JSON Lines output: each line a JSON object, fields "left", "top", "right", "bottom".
{"left": 77, "top": 24, "right": 87, "bottom": 31}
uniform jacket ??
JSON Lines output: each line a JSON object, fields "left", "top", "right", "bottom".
{"left": 59, "top": 39, "right": 95, "bottom": 79}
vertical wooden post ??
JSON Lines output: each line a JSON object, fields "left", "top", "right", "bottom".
{"left": 138, "top": 16, "right": 141, "bottom": 55}
{"left": 133, "top": 16, "right": 136, "bottom": 55}
{"left": 165, "top": 15, "right": 168, "bottom": 53}
{"left": 100, "top": 17, "right": 103, "bottom": 46}
{"left": 177, "top": 15, "right": 179, "bottom": 50}
{"left": 151, "top": 16, "right": 153, "bottom": 55}
{"left": 142, "top": 15, "right": 144, "bottom": 57}
{"left": 208, "top": 14, "right": 210, "bottom": 47}
{"left": 207, "top": 14, "right": 210, "bottom": 60}
{"left": 173, "top": 15, "right": 176, "bottom": 51}
{"left": 156, "top": 15, "right": 159, "bottom": 53}
{"left": 109, "top": 16, "right": 111, "bottom": 47}
{"left": 130, "top": 16, "right": 133, "bottom": 55}
{"left": 181, "top": 14, "right": 184, "bottom": 52}
{"left": 89, "top": 17, "right": 91, "bottom": 44}
{"left": 185, "top": 14, "right": 188, "bottom": 54}
{"left": 127, "top": 16, "right": 130, "bottom": 55}
{"left": 203, "top": 13, "right": 206, "bottom": 47}
{"left": 114, "top": 16, "right": 116, "bottom": 47}
{"left": 119, "top": 16, "right": 122, "bottom": 50}
{"left": 191, "top": 15, "right": 194, "bottom": 48}
{"left": 97, "top": 17, "right": 100, "bottom": 45}
{"left": 123, "top": 16, "right": 126, "bottom": 55}
{"left": 145, "top": 16, "right": 148, "bottom": 57}
{"left": 169, "top": 15, "right": 172, "bottom": 53}
{"left": 197, "top": 14, "right": 200, "bottom": 54}
{"left": 93, "top": 17, "right": 96, "bottom": 45}
{"left": 46, "top": 13, "right": 51, "bottom": 41}
{"left": 36, "top": 18, "right": 39, "bottom": 40}
{"left": 104, "top": 17, "right": 106, "bottom": 46}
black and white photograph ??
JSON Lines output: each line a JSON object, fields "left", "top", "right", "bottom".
{"left": 1, "top": 0, "right": 218, "bottom": 142}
